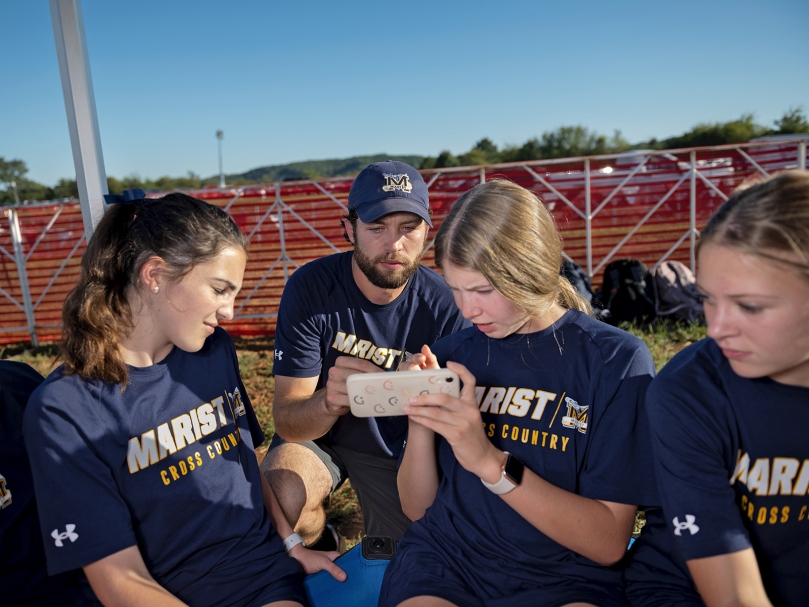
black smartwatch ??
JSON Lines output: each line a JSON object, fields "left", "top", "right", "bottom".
{"left": 480, "top": 451, "right": 525, "bottom": 495}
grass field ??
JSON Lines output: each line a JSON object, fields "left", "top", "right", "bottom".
{"left": 2, "top": 320, "right": 706, "bottom": 546}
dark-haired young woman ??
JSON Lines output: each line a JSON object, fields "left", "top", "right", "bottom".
{"left": 645, "top": 171, "right": 809, "bottom": 607}
{"left": 24, "top": 191, "right": 343, "bottom": 607}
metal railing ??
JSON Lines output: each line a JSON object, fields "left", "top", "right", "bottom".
{"left": 1, "top": 138, "right": 805, "bottom": 345}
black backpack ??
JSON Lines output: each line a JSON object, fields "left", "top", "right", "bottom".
{"left": 560, "top": 260, "right": 611, "bottom": 321}
{"left": 599, "top": 259, "right": 655, "bottom": 325}
{"left": 646, "top": 260, "right": 704, "bottom": 324}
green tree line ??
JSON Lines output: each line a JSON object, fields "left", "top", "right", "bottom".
{"left": 2, "top": 109, "right": 807, "bottom": 204}
{"left": 0, "top": 168, "right": 231, "bottom": 205}
{"left": 420, "top": 108, "right": 809, "bottom": 169}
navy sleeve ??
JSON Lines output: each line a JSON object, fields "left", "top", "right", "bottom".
{"left": 579, "top": 339, "right": 657, "bottom": 506}
{"left": 0, "top": 360, "right": 43, "bottom": 441}
{"left": 272, "top": 269, "right": 323, "bottom": 378}
{"left": 23, "top": 381, "right": 137, "bottom": 575}
{"left": 222, "top": 329, "right": 266, "bottom": 448}
{"left": 646, "top": 347, "right": 752, "bottom": 560}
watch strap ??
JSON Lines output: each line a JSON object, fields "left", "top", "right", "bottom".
{"left": 480, "top": 451, "right": 518, "bottom": 495}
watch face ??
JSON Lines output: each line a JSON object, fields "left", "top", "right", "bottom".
{"left": 504, "top": 454, "right": 524, "bottom": 485}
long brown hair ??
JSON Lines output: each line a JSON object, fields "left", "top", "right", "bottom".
{"left": 60, "top": 193, "right": 248, "bottom": 385}
{"left": 700, "top": 170, "right": 809, "bottom": 278}
{"left": 435, "top": 179, "right": 591, "bottom": 318}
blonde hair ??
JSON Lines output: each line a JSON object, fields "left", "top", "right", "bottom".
{"left": 701, "top": 170, "right": 809, "bottom": 279}
{"left": 435, "top": 179, "right": 591, "bottom": 317}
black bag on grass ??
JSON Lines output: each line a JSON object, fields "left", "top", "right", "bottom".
{"left": 647, "top": 260, "right": 704, "bottom": 324}
{"left": 600, "top": 259, "right": 655, "bottom": 325}
{"left": 561, "top": 260, "right": 611, "bottom": 322}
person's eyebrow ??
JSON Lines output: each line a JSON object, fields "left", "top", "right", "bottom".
{"left": 443, "top": 279, "right": 491, "bottom": 291}
{"left": 695, "top": 281, "right": 778, "bottom": 299}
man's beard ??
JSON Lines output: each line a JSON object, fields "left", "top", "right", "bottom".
{"left": 353, "top": 248, "right": 423, "bottom": 290}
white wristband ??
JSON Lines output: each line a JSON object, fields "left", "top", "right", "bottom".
{"left": 283, "top": 532, "right": 305, "bottom": 553}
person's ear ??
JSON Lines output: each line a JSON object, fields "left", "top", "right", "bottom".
{"left": 344, "top": 220, "right": 356, "bottom": 245}
{"left": 139, "top": 256, "right": 167, "bottom": 294}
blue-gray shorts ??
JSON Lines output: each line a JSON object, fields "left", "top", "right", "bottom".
{"left": 269, "top": 434, "right": 410, "bottom": 540}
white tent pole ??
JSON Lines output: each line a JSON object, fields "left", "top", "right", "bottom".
{"left": 49, "top": 0, "right": 107, "bottom": 240}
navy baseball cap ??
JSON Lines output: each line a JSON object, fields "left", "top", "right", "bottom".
{"left": 348, "top": 160, "right": 432, "bottom": 227}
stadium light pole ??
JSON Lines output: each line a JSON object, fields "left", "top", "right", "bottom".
{"left": 216, "top": 130, "right": 225, "bottom": 187}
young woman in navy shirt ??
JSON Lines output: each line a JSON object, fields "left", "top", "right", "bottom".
{"left": 646, "top": 170, "right": 809, "bottom": 607}
{"left": 24, "top": 192, "right": 343, "bottom": 607}
{"left": 379, "top": 180, "right": 658, "bottom": 607}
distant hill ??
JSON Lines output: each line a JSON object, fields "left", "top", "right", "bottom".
{"left": 212, "top": 154, "right": 424, "bottom": 184}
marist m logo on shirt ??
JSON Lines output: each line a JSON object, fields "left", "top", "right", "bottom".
{"left": 0, "top": 473, "right": 11, "bottom": 508}
{"left": 561, "top": 397, "right": 588, "bottom": 434}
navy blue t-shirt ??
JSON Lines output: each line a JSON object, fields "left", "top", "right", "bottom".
{"left": 24, "top": 328, "right": 302, "bottom": 607}
{"left": 0, "top": 360, "right": 99, "bottom": 606}
{"left": 647, "top": 338, "right": 809, "bottom": 607}
{"left": 273, "top": 251, "right": 468, "bottom": 458}
{"left": 389, "top": 310, "right": 656, "bottom": 597}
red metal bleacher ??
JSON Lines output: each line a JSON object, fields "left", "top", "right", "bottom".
{"left": 0, "top": 138, "right": 805, "bottom": 345}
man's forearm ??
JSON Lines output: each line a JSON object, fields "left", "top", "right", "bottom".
{"left": 273, "top": 389, "right": 340, "bottom": 442}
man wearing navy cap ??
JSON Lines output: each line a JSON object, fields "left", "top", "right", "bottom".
{"left": 261, "top": 160, "right": 468, "bottom": 547}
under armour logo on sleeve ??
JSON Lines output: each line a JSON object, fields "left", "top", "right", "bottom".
{"left": 672, "top": 515, "right": 700, "bottom": 536}
{"left": 274, "top": 349, "right": 283, "bottom": 360}
{"left": 51, "top": 524, "right": 79, "bottom": 547}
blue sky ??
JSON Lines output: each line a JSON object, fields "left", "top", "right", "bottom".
{"left": 2, "top": 0, "right": 808, "bottom": 186}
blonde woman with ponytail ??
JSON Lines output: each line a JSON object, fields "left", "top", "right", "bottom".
{"left": 379, "top": 180, "right": 658, "bottom": 607}
{"left": 642, "top": 171, "right": 809, "bottom": 607}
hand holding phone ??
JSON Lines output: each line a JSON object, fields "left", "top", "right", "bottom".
{"left": 347, "top": 369, "right": 460, "bottom": 417}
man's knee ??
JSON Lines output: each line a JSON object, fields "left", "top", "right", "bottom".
{"left": 261, "top": 443, "right": 332, "bottom": 508}
{"left": 261, "top": 443, "right": 334, "bottom": 543}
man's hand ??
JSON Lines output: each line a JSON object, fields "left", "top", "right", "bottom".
{"left": 323, "top": 356, "right": 382, "bottom": 416}
{"left": 273, "top": 357, "right": 383, "bottom": 442}
{"left": 401, "top": 344, "right": 440, "bottom": 371}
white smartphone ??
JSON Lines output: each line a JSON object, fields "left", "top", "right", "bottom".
{"left": 347, "top": 369, "right": 460, "bottom": 417}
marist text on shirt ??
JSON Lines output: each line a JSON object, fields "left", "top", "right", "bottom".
{"left": 331, "top": 331, "right": 408, "bottom": 370}
{"left": 126, "top": 388, "right": 248, "bottom": 485}
{"left": 732, "top": 451, "right": 809, "bottom": 526}
{"left": 477, "top": 385, "right": 585, "bottom": 453}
